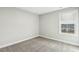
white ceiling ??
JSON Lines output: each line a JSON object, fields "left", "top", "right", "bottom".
{"left": 18, "top": 7, "right": 66, "bottom": 15}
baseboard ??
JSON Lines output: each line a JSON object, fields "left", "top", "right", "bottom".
{"left": 0, "top": 35, "right": 78, "bottom": 49}
{"left": 0, "top": 35, "right": 39, "bottom": 49}
{"left": 40, "top": 35, "right": 79, "bottom": 46}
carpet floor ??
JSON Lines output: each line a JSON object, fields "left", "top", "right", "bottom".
{"left": 0, "top": 37, "right": 79, "bottom": 52}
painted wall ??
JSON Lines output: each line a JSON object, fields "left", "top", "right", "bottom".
{"left": 0, "top": 7, "right": 39, "bottom": 47}
{"left": 0, "top": 7, "right": 79, "bottom": 48}
{"left": 39, "top": 8, "right": 79, "bottom": 45}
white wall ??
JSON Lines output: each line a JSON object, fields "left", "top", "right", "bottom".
{"left": 39, "top": 8, "right": 79, "bottom": 45}
{"left": 0, "top": 7, "right": 79, "bottom": 48}
{"left": 0, "top": 7, "right": 39, "bottom": 48}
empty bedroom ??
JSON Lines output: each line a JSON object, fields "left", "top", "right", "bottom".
{"left": 0, "top": 7, "right": 79, "bottom": 52}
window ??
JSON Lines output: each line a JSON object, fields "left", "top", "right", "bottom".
{"left": 61, "top": 24, "right": 74, "bottom": 34}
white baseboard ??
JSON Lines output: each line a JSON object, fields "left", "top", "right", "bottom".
{"left": 0, "top": 35, "right": 39, "bottom": 49}
{"left": 0, "top": 34, "right": 78, "bottom": 49}
{"left": 40, "top": 35, "right": 79, "bottom": 46}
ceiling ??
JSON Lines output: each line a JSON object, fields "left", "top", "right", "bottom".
{"left": 18, "top": 7, "right": 66, "bottom": 15}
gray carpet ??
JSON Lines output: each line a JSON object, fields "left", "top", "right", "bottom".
{"left": 0, "top": 37, "right": 79, "bottom": 52}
